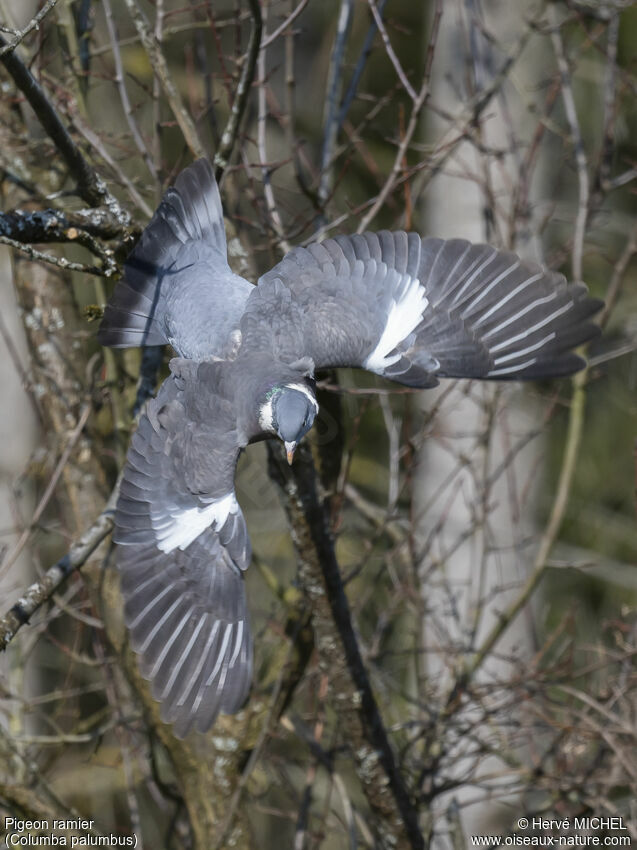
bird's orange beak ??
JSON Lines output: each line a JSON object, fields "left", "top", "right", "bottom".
{"left": 285, "top": 441, "right": 296, "bottom": 465}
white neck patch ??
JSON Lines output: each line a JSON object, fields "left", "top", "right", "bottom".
{"left": 258, "top": 396, "right": 276, "bottom": 432}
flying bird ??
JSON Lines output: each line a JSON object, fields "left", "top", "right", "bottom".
{"left": 98, "top": 158, "right": 602, "bottom": 737}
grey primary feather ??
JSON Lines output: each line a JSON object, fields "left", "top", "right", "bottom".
{"left": 100, "top": 159, "right": 603, "bottom": 737}
{"left": 244, "top": 231, "right": 602, "bottom": 385}
{"left": 114, "top": 363, "right": 251, "bottom": 737}
{"left": 98, "top": 158, "right": 253, "bottom": 359}
{"left": 119, "top": 535, "right": 251, "bottom": 737}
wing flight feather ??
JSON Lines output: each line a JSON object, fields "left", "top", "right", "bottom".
{"left": 114, "top": 367, "right": 251, "bottom": 737}
{"left": 244, "top": 231, "right": 601, "bottom": 386}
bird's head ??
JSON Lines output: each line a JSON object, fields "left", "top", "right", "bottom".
{"left": 259, "top": 382, "right": 319, "bottom": 464}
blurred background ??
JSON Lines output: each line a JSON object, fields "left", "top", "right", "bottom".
{"left": 0, "top": 0, "right": 635, "bottom": 847}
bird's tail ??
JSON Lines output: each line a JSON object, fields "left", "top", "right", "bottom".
{"left": 98, "top": 158, "right": 227, "bottom": 348}
{"left": 413, "top": 239, "right": 603, "bottom": 381}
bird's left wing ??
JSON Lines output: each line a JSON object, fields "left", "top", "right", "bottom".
{"left": 114, "top": 362, "right": 252, "bottom": 737}
{"left": 98, "top": 158, "right": 252, "bottom": 361}
{"left": 241, "top": 232, "right": 602, "bottom": 386}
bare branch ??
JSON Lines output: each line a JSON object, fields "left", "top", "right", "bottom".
{"left": 357, "top": 0, "right": 442, "bottom": 232}
{"left": 261, "top": 0, "right": 309, "bottom": 48}
{"left": 0, "top": 234, "right": 116, "bottom": 277}
{"left": 338, "top": 0, "right": 388, "bottom": 128}
{"left": 0, "top": 207, "right": 132, "bottom": 242}
{"left": 0, "top": 35, "right": 127, "bottom": 215}
{"left": 214, "top": 0, "right": 262, "bottom": 180}
{"left": 550, "top": 7, "right": 590, "bottom": 282}
{"left": 598, "top": 11, "right": 620, "bottom": 191}
{"left": 367, "top": 0, "right": 417, "bottom": 101}
{"left": 318, "top": 0, "right": 354, "bottom": 208}
{"left": 0, "top": 0, "right": 58, "bottom": 57}
{"left": 0, "top": 487, "right": 117, "bottom": 652}
{"left": 64, "top": 103, "right": 154, "bottom": 217}
{"left": 103, "top": 0, "right": 158, "bottom": 181}
{"left": 268, "top": 443, "right": 425, "bottom": 850}
{"left": 457, "top": 369, "right": 590, "bottom": 690}
{"left": 0, "top": 405, "right": 92, "bottom": 580}
{"left": 257, "top": 2, "right": 291, "bottom": 252}
{"left": 598, "top": 218, "right": 637, "bottom": 329}
{"left": 121, "top": 0, "right": 206, "bottom": 160}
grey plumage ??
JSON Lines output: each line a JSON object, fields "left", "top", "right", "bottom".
{"left": 99, "top": 158, "right": 602, "bottom": 736}
{"left": 113, "top": 361, "right": 251, "bottom": 736}
{"left": 97, "top": 158, "right": 251, "bottom": 359}
{"left": 118, "top": 534, "right": 251, "bottom": 736}
{"left": 249, "top": 232, "right": 600, "bottom": 385}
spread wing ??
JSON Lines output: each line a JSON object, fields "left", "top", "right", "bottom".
{"left": 241, "top": 232, "right": 602, "bottom": 386}
{"left": 98, "top": 158, "right": 252, "bottom": 361}
{"left": 114, "top": 362, "right": 251, "bottom": 737}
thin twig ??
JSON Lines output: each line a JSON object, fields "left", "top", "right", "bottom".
{"left": 0, "top": 484, "right": 118, "bottom": 652}
{"left": 0, "top": 0, "right": 58, "bottom": 57}
{"left": 214, "top": 0, "right": 262, "bottom": 180}
{"left": 312, "top": 31, "right": 528, "bottom": 243}
{"left": 367, "top": 0, "right": 416, "bottom": 101}
{"left": 318, "top": 0, "right": 354, "bottom": 209}
{"left": 598, "top": 218, "right": 637, "bottom": 329}
{"left": 0, "top": 235, "right": 115, "bottom": 277}
{"left": 261, "top": 0, "right": 309, "bottom": 48}
{"left": 0, "top": 405, "right": 91, "bottom": 580}
{"left": 103, "top": 0, "right": 158, "bottom": 180}
{"left": 257, "top": 1, "right": 291, "bottom": 253}
{"left": 550, "top": 7, "right": 589, "bottom": 282}
{"left": 357, "top": 81, "right": 427, "bottom": 233}
{"left": 409, "top": 11, "right": 537, "bottom": 221}
{"left": 89, "top": 16, "right": 247, "bottom": 59}
{"left": 0, "top": 309, "right": 42, "bottom": 423}
{"left": 0, "top": 35, "right": 125, "bottom": 214}
{"left": 192, "top": 0, "right": 217, "bottom": 149}
{"left": 357, "top": 0, "right": 442, "bottom": 232}
{"left": 63, "top": 103, "right": 154, "bottom": 217}
{"left": 458, "top": 369, "right": 589, "bottom": 688}
{"left": 338, "top": 0, "right": 388, "bottom": 129}
{"left": 122, "top": 0, "right": 205, "bottom": 159}
{"left": 598, "top": 11, "right": 620, "bottom": 191}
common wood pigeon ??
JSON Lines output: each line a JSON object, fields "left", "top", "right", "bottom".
{"left": 98, "top": 158, "right": 602, "bottom": 737}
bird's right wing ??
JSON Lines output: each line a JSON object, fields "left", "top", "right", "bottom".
{"left": 243, "top": 232, "right": 602, "bottom": 387}
{"left": 114, "top": 362, "right": 252, "bottom": 737}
